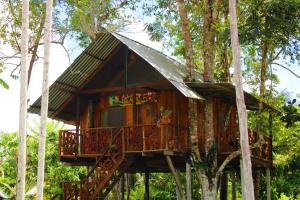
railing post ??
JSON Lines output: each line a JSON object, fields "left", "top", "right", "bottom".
{"left": 58, "top": 130, "right": 62, "bottom": 160}
{"left": 75, "top": 95, "right": 80, "bottom": 155}
{"left": 122, "top": 128, "right": 125, "bottom": 153}
{"left": 142, "top": 126, "right": 145, "bottom": 151}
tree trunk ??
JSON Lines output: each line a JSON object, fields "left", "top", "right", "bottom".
{"left": 200, "top": 176, "right": 218, "bottom": 200}
{"left": 28, "top": 15, "right": 45, "bottom": 85}
{"left": 203, "top": 0, "right": 220, "bottom": 81}
{"left": 229, "top": 0, "right": 255, "bottom": 200}
{"left": 36, "top": 0, "right": 53, "bottom": 199}
{"left": 186, "top": 163, "right": 192, "bottom": 200}
{"left": 16, "top": 0, "right": 29, "bottom": 199}
{"left": 176, "top": 0, "right": 195, "bottom": 80}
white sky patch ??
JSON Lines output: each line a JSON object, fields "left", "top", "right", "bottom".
{"left": 0, "top": 44, "right": 69, "bottom": 133}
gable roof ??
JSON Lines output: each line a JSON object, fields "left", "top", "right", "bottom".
{"left": 112, "top": 33, "right": 202, "bottom": 99}
{"left": 29, "top": 32, "right": 202, "bottom": 121}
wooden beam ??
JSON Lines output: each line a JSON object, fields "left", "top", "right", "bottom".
{"left": 84, "top": 51, "right": 119, "bottom": 69}
{"left": 75, "top": 96, "right": 80, "bottom": 155}
{"left": 144, "top": 171, "right": 150, "bottom": 200}
{"left": 120, "top": 175, "right": 125, "bottom": 200}
{"left": 165, "top": 155, "right": 185, "bottom": 200}
{"left": 81, "top": 81, "right": 169, "bottom": 94}
{"left": 84, "top": 51, "right": 104, "bottom": 62}
{"left": 220, "top": 173, "right": 228, "bottom": 200}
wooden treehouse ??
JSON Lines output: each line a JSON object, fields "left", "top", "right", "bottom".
{"left": 29, "top": 32, "right": 274, "bottom": 199}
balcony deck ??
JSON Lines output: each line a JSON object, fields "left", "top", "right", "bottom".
{"left": 58, "top": 124, "right": 189, "bottom": 165}
{"left": 58, "top": 124, "right": 272, "bottom": 168}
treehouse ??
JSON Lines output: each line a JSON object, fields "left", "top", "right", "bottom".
{"left": 29, "top": 32, "right": 274, "bottom": 199}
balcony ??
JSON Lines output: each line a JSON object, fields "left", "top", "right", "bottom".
{"left": 218, "top": 128, "right": 272, "bottom": 164}
{"left": 58, "top": 124, "right": 189, "bottom": 163}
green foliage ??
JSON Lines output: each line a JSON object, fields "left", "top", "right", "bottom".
{"left": 281, "top": 99, "right": 300, "bottom": 127}
{"left": 0, "top": 121, "right": 86, "bottom": 199}
{"left": 59, "top": 0, "right": 137, "bottom": 46}
{"left": 128, "top": 172, "right": 201, "bottom": 199}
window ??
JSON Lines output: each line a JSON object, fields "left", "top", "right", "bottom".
{"left": 101, "top": 107, "right": 125, "bottom": 127}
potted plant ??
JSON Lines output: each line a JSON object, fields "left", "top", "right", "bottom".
{"left": 160, "top": 106, "right": 172, "bottom": 124}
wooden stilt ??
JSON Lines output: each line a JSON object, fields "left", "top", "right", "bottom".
{"left": 120, "top": 175, "right": 125, "bottom": 200}
{"left": 266, "top": 167, "right": 271, "bottom": 200}
{"left": 220, "top": 173, "right": 228, "bottom": 200}
{"left": 231, "top": 171, "right": 236, "bottom": 200}
{"left": 186, "top": 162, "right": 192, "bottom": 200}
{"left": 126, "top": 173, "right": 131, "bottom": 200}
{"left": 166, "top": 155, "right": 185, "bottom": 200}
{"left": 144, "top": 171, "right": 150, "bottom": 200}
{"left": 254, "top": 170, "right": 260, "bottom": 200}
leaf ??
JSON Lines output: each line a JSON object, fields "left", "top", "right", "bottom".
{"left": 0, "top": 79, "right": 9, "bottom": 89}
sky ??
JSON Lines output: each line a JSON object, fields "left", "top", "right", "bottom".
{"left": 0, "top": 23, "right": 299, "bottom": 133}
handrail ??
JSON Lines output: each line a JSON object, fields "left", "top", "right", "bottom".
{"left": 82, "top": 128, "right": 123, "bottom": 182}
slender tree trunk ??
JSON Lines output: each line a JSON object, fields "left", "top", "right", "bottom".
{"left": 16, "top": 0, "right": 29, "bottom": 199}
{"left": 36, "top": 0, "right": 53, "bottom": 199}
{"left": 186, "top": 163, "right": 192, "bottom": 200}
{"left": 176, "top": 0, "right": 195, "bottom": 79}
{"left": 229, "top": 0, "right": 255, "bottom": 200}
{"left": 28, "top": 15, "right": 46, "bottom": 85}
{"left": 203, "top": 0, "right": 220, "bottom": 81}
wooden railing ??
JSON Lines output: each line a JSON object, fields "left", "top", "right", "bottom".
{"left": 58, "top": 124, "right": 189, "bottom": 158}
{"left": 218, "top": 128, "right": 272, "bottom": 162}
{"left": 62, "top": 128, "right": 126, "bottom": 200}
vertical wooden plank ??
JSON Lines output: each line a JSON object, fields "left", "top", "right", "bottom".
{"left": 172, "top": 91, "right": 177, "bottom": 150}
{"left": 75, "top": 96, "right": 80, "bottom": 155}
{"left": 178, "top": 93, "right": 188, "bottom": 150}
{"left": 220, "top": 173, "right": 228, "bottom": 200}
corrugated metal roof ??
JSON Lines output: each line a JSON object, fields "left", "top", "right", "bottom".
{"left": 112, "top": 33, "right": 202, "bottom": 99}
{"left": 188, "top": 82, "right": 280, "bottom": 113}
{"left": 29, "top": 32, "right": 202, "bottom": 120}
{"left": 29, "top": 33, "right": 121, "bottom": 118}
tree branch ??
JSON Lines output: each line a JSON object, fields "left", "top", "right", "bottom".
{"left": 271, "top": 62, "right": 300, "bottom": 79}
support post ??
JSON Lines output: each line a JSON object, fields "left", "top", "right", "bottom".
{"left": 120, "top": 175, "right": 125, "bottom": 200}
{"left": 166, "top": 155, "right": 185, "bottom": 200}
{"left": 220, "top": 173, "right": 228, "bottom": 200}
{"left": 144, "top": 171, "right": 150, "bottom": 200}
{"left": 266, "top": 167, "right": 271, "bottom": 200}
{"left": 186, "top": 162, "right": 192, "bottom": 200}
{"left": 231, "top": 171, "right": 236, "bottom": 200}
{"left": 75, "top": 95, "right": 80, "bottom": 155}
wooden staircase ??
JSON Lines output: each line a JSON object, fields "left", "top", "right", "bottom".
{"left": 63, "top": 128, "right": 134, "bottom": 200}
